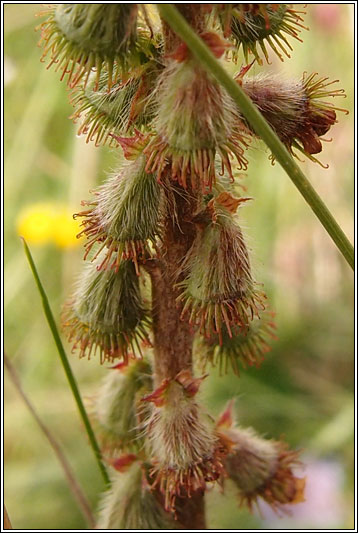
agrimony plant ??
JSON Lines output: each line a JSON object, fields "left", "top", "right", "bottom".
{"left": 34, "top": 3, "right": 352, "bottom": 529}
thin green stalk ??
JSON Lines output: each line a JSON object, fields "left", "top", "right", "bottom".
{"left": 22, "top": 238, "right": 110, "bottom": 486}
{"left": 157, "top": 4, "right": 354, "bottom": 271}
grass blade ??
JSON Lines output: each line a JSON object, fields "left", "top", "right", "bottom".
{"left": 22, "top": 238, "right": 110, "bottom": 486}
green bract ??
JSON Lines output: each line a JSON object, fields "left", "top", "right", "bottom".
{"left": 97, "top": 462, "right": 180, "bottom": 529}
{"left": 198, "top": 312, "right": 276, "bottom": 375}
{"left": 76, "top": 153, "right": 162, "bottom": 274}
{"left": 70, "top": 61, "right": 161, "bottom": 146}
{"left": 177, "top": 205, "right": 265, "bottom": 341}
{"left": 144, "top": 59, "right": 249, "bottom": 190}
{"left": 96, "top": 359, "right": 152, "bottom": 451}
{"left": 64, "top": 258, "right": 151, "bottom": 363}
{"left": 37, "top": 4, "right": 156, "bottom": 89}
{"left": 220, "top": 4, "right": 306, "bottom": 64}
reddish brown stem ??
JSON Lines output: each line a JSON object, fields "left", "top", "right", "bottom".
{"left": 162, "top": 4, "right": 208, "bottom": 53}
{"left": 149, "top": 6, "right": 210, "bottom": 526}
{"left": 150, "top": 184, "right": 198, "bottom": 384}
{"left": 148, "top": 183, "right": 207, "bottom": 526}
{"left": 174, "top": 490, "right": 207, "bottom": 530}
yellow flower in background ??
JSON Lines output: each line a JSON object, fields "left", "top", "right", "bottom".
{"left": 16, "top": 203, "right": 82, "bottom": 249}
{"left": 16, "top": 203, "right": 54, "bottom": 245}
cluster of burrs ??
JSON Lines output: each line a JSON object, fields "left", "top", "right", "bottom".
{"left": 36, "top": 4, "right": 346, "bottom": 527}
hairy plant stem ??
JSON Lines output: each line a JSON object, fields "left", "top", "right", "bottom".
{"left": 162, "top": 4, "right": 207, "bottom": 54}
{"left": 158, "top": 3, "right": 354, "bottom": 271}
{"left": 174, "top": 490, "right": 206, "bottom": 530}
{"left": 150, "top": 185, "right": 198, "bottom": 384}
{"left": 148, "top": 181, "right": 205, "bottom": 528}
{"left": 146, "top": 7, "right": 209, "bottom": 526}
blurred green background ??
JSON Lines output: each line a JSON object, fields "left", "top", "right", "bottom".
{"left": 4, "top": 4, "right": 354, "bottom": 530}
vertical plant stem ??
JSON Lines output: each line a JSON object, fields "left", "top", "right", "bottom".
{"left": 149, "top": 6, "right": 209, "bottom": 525}
{"left": 4, "top": 353, "right": 95, "bottom": 528}
{"left": 22, "top": 238, "right": 110, "bottom": 486}
{"left": 149, "top": 183, "right": 206, "bottom": 528}
{"left": 150, "top": 186, "right": 198, "bottom": 384}
{"left": 157, "top": 4, "right": 354, "bottom": 271}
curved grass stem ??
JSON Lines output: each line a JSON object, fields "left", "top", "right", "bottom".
{"left": 22, "top": 238, "right": 110, "bottom": 487}
{"left": 157, "top": 4, "right": 354, "bottom": 271}
{"left": 4, "top": 352, "right": 95, "bottom": 527}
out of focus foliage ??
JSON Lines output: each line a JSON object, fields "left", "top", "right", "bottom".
{"left": 4, "top": 4, "right": 354, "bottom": 529}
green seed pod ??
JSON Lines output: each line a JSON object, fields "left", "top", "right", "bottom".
{"left": 143, "top": 372, "right": 223, "bottom": 513}
{"left": 75, "top": 152, "right": 162, "bottom": 275}
{"left": 144, "top": 59, "right": 249, "bottom": 191}
{"left": 176, "top": 197, "right": 266, "bottom": 341}
{"left": 63, "top": 257, "right": 151, "bottom": 364}
{"left": 219, "top": 4, "right": 307, "bottom": 64}
{"left": 36, "top": 4, "right": 154, "bottom": 89}
{"left": 198, "top": 311, "right": 277, "bottom": 375}
{"left": 95, "top": 359, "right": 152, "bottom": 452}
{"left": 70, "top": 60, "right": 161, "bottom": 146}
{"left": 217, "top": 402, "right": 305, "bottom": 513}
{"left": 240, "top": 71, "right": 347, "bottom": 166}
{"left": 97, "top": 461, "right": 180, "bottom": 529}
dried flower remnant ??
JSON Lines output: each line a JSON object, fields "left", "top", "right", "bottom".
{"left": 177, "top": 194, "right": 266, "bottom": 342}
{"left": 36, "top": 4, "right": 145, "bottom": 90}
{"left": 63, "top": 257, "right": 151, "bottom": 364}
{"left": 217, "top": 401, "right": 305, "bottom": 513}
{"left": 199, "top": 311, "right": 277, "bottom": 375}
{"left": 239, "top": 71, "right": 347, "bottom": 166}
{"left": 143, "top": 371, "right": 224, "bottom": 513}
{"left": 75, "top": 151, "right": 162, "bottom": 275}
{"left": 95, "top": 358, "right": 152, "bottom": 453}
{"left": 219, "top": 4, "right": 307, "bottom": 64}
{"left": 144, "top": 58, "right": 249, "bottom": 191}
{"left": 97, "top": 460, "right": 180, "bottom": 529}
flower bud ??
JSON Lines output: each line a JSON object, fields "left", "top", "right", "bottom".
{"left": 95, "top": 359, "right": 152, "bottom": 452}
{"left": 63, "top": 257, "right": 151, "bottom": 364}
{"left": 217, "top": 402, "right": 305, "bottom": 512}
{"left": 70, "top": 60, "right": 161, "bottom": 146}
{"left": 75, "top": 151, "right": 162, "bottom": 275}
{"left": 36, "top": 4, "right": 153, "bottom": 89}
{"left": 240, "top": 71, "right": 347, "bottom": 166}
{"left": 199, "top": 311, "right": 277, "bottom": 375}
{"left": 143, "top": 371, "right": 223, "bottom": 512}
{"left": 218, "top": 4, "right": 307, "bottom": 64}
{"left": 144, "top": 59, "right": 249, "bottom": 191}
{"left": 176, "top": 196, "right": 266, "bottom": 341}
{"left": 97, "top": 460, "right": 180, "bottom": 529}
